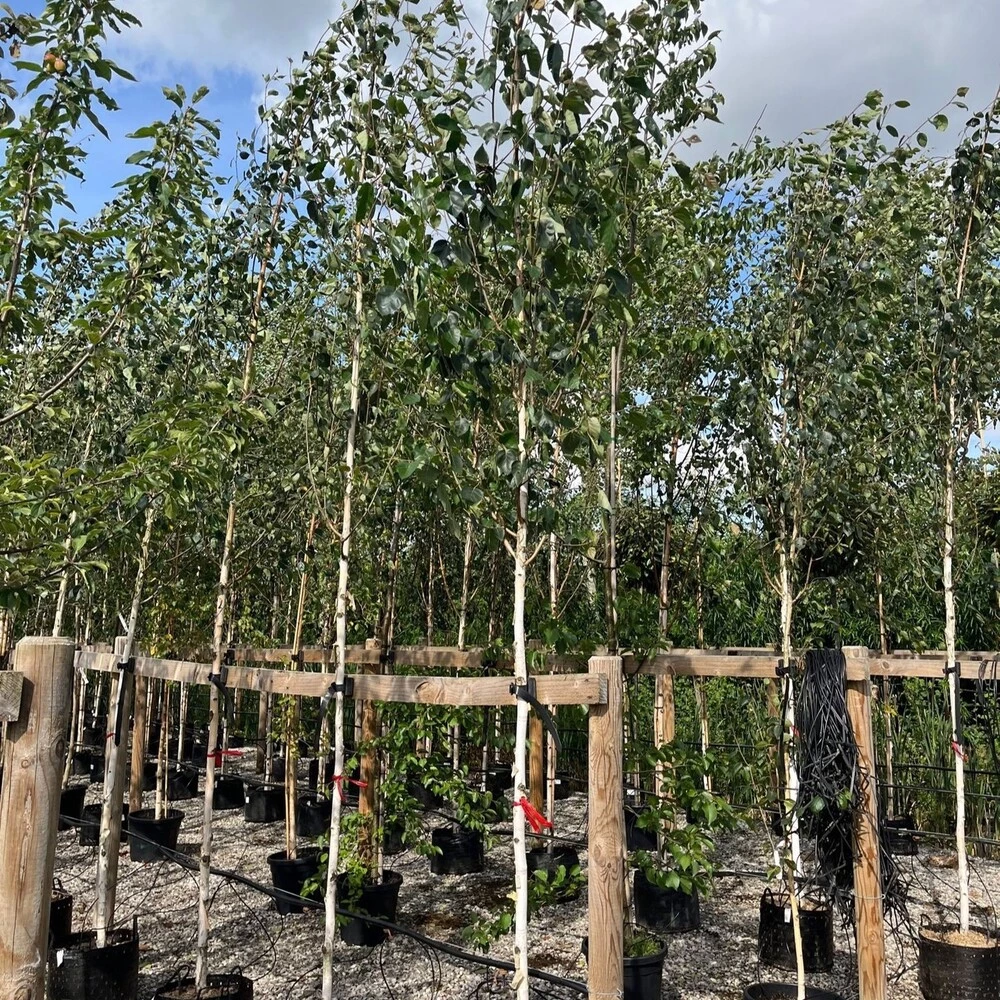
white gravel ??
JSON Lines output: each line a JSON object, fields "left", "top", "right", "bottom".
{"left": 52, "top": 753, "right": 995, "bottom": 1000}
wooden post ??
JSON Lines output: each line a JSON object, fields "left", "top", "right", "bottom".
{"left": 96, "top": 636, "right": 133, "bottom": 946}
{"left": 588, "top": 654, "right": 624, "bottom": 1000}
{"left": 358, "top": 639, "right": 379, "bottom": 867}
{"left": 128, "top": 673, "right": 149, "bottom": 814}
{"left": 653, "top": 673, "right": 674, "bottom": 800}
{"left": 843, "top": 647, "right": 886, "bottom": 1000}
{"left": 0, "top": 637, "right": 75, "bottom": 1000}
{"left": 529, "top": 711, "right": 544, "bottom": 818}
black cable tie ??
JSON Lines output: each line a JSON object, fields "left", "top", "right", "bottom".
{"left": 944, "top": 661, "right": 961, "bottom": 677}
{"left": 110, "top": 655, "right": 136, "bottom": 747}
{"left": 320, "top": 677, "right": 355, "bottom": 715}
{"left": 223, "top": 646, "right": 236, "bottom": 667}
{"left": 509, "top": 678, "right": 562, "bottom": 753}
{"left": 379, "top": 645, "right": 395, "bottom": 668}
{"left": 775, "top": 658, "right": 790, "bottom": 678}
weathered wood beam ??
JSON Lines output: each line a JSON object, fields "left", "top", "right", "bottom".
{"left": 0, "top": 672, "right": 23, "bottom": 723}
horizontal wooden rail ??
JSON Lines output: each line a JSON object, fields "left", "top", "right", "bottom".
{"left": 74, "top": 651, "right": 607, "bottom": 707}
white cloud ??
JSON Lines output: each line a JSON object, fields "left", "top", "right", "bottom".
{"left": 107, "top": 0, "right": 1000, "bottom": 152}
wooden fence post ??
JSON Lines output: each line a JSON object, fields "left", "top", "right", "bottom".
{"left": 96, "top": 636, "right": 133, "bottom": 946}
{"left": 843, "top": 646, "right": 886, "bottom": 1000}
{"left": 653, "top": 673, "right": 674, "bottom": 800}
{"left": 588, "top": 654, "right": 624, "bottom": 1000}
{"left": 0, "top": 636, "right": 76, "bottom": 1000}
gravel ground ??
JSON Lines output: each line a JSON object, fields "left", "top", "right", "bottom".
{"left": 53, "top": 752, "right": 995, "bottom": 1000}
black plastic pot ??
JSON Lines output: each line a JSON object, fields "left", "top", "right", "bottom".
{"left": 430, "top": 826, "right": 484, "bottom": 875}
{"left": 918, "top": 923, "right": 1000, "bottom": 1000}
{"left": 190, "top": 741, "right": 208, "bottom": 766}
{"left": 79, "top": 803, "right": 129, "bottom": 848}
{"left": 48, "top": 924, "right": 140, "bottom": 1000}
{"left": 554, "top": 772, "right": 573, "bottom": 800}
{"left": 307, "top": 757, "right": 335, "bottom": 792}
{"left": 886, "top": 815, "right": 918, "bottom": 856}
{"left": 409, "top": 779, "right": 442, "bottom": 812}
{"left": 625, "top": 808, "right": 657, "bottom": 853}
{"left": 168, "top": 766, "right": 199, "bottom": 801}
{"left": 140, "top": 760, "right": 158, "bottom": 792}
{"left": 128, "top": 808, "right": 183, "bottom": 862}
{"left": 583, "top": 934, "right": 667, "bottom": 1000}
{"left": 296, "top": 794, "right": 331, "bottom": 838}
{"left": 743, "top": 987, "right": 844, "bottom": 1000}
{"left": 526, "top": 846, "right": 581, "bottom": 902}
{"left": 244, "top": 784, "right": 285, "bottom": 824}
{"left": 634, "top": 869, "right": 700, "bottom": 933}
{"left": 59, "top": 784, "right": 88, "bottom": 830}
{"left": 268, "top": 756, "right": 286, "bottom": 783}
{"left": 214, "top": 774, "right": 244, "bottom": 811}
{"left": 153, "top": 974, "right": 253, "bottom": 1000}
{"left": 82, "top": 724, "right": 104, "bottom": 748}
{"left": 483, "top": 768, "right": 511, "bottom": 799}
{"left": 757, "top": 890, "right": 834, "bottom": 973}
{"left": 267, "top": 848, "right": 320, "bottom": 915}
{"left": 382, "top": 821, "right": 405, "bottom": 857}
{"left": 72, "top": 751, "right": 92, "bottom": 776}
{"left": 337, "top": 869, "right": 403, "bottom": 946}
{"left": 88, "top": 754, "right": 107, "bottom": 785}
{"left": 51, "top": 880, "right": 73, "bottom": 947}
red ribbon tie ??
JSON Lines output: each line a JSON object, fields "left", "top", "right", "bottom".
{"left": 516, "top": 796, "right": 553, "bottom": 834}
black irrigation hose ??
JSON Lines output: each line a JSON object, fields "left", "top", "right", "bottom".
{"left": 66, "top": 813, "right": 588, "bottom": 995}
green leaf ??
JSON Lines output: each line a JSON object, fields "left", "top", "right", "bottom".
{"left": 376, "top": 287, "right": 403, "bottom": 315}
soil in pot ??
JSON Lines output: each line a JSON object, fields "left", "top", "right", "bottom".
{"left": 430, "top": 825, "right": 484, "bottom": 875}
{"left": 582, "top": 934, "right": 667, "bottom": 1000}
{"left": 153, "top": 974, "right": 253, "bottom": 1000}
{"left": 918, "top": 924, "right": 1000, "bottom": 1000}
{"left": 743, "top": 987, "right": 844, "bottom": 1000}
{"left": 526, "top": 846, "right": 581, "bottom": 902}
{"left": 758, "top": 890, "right": 834, "bottom": 973}
{"left": 268, "top": 848, "right": 320, "bottom": 915}
{"left": 59, "top": 784, "right": 88, "bottom": 830}
{"left": 633, "top": 869, "right": 700, "bottom": 933}
{"left": 48, "top": 925, "right": 140, "bottom": 1000}
{"left": 244, "top": 784, "right": 285, "bottom": 823}
{"left": 296, "top": 794, "right": 332, "bottom": 839}
{"left": 214, "top": 774, "right": 244, "bottom": 811}
{"left": 51, "top": 880, "right": 73, "bottom": 947}
{"left": 337, "top": 869, "right": 403, "bottom": 946}
{"left": 128, "top": 808, "right": 183, "bottom": 862}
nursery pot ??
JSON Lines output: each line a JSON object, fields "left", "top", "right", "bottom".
{"left": 73, "top": 750, "right": 92, "bottom": 776}
{"left": 382, "top": 820, "right": 405, "bottom": 857}
{"left": 554, "top": 772, "right": 573, "bottom": 800}
{"left": 583, "top": 934, "right": 667, "bottom": 1000}
{"left": 153, "top": 974, "right": 253, "bottom": 1000}
{"left": 244, "top": 784, "right": 285, "bottom": 824}
{"left": 625, "top": 807, "right": 657, "bottom": 853}
{"left": 634, "top": 869, "right": 701, "bottom": 934}
{"left": 87, "top": 753, "right": 107, "bottom": 785}
{"left": 267, "top": 848, "right": 320, "bottom": 916}
{"left": 526, "top": 846, "right": 581, "bottom": 902}
{"left": 430, "top": 825, "right": 484, "bottom": 875}
{"left": 59, "top": 783, "right": 88, "bottom": 830}
{"left": 917, "top": 923, "right": 1000, "bottom": 1000}
{"left": 128, "top": 807, "right": 183, "bottom": 862}
{"left": 337, "top": 869, "right": 403, "bottom": 946}
{"left": 743, "top": 987, "right": 844, "bottom": 1000}
{"left": 190, "top": 740, "right": 208, "bottom": 766}
{"left": 483, "top": 768, "right": 511, "bottom": 799}
{"left": 886, "top": 815, "right": 918, "bottom": 856}
{"left": 757, "top": 889, "right": 834, "bottom": 973}
{"left": 168, "top": 766, "right": 199, "bottom": 801}
{"left": 82, "top": 724, "right": 104, "bottom": 748}
{"left": 307, "top": 757, "right": 335, "bottom": 792}
{"left": 409, "top": 779, "right": 442, "bottom": 812}
{"left": 295, "top": 794, "right": 332, "bottom": 839}
{"left": 141, "top": 759, "right": 158, "bottom": 792}
{"left": 268, "top": 756, "right": 286, "bottom": 783}
{"left": 79, "top": 803, "right": 129, "bottom": 847}
{"left": 51, "top": 880, "right": 73, "bottom": 947}
{"left": 214, "top": 774, "right": 244, "bottom": 811}
{"left": 48, "top": 923, "right": 140, "bottom": 1000}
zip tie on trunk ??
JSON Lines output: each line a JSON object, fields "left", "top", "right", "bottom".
{"left": 952, "top": 741, "right": 968, "bottom": 763}
{"left": 212, "top": 749, "right": 242, "bottom": 767}
{"left": 332, "top": 774, "right": 368, "bottom": 802}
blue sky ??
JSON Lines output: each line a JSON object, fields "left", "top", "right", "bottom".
{"left": 10, "top": 0, "right": 1000, "bottom": 223}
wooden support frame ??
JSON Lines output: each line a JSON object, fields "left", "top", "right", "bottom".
{"left": 0, "top": 637, "right": 75, "bottom": 999}
{"left": 844, "top": 647, "right": 887, "bottom": 1000}
{"left": 0, "top": 671, "right": 23, "bottom": 723}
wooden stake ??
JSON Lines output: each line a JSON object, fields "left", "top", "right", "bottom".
{"left": 129, "top": 673, "right": 149, "bottom": 815}
{"left": 587, "top": 654, "right": 624, "bottom": 1000}
{"left": 529, "top": 711, "right": 544, "bottom": 822}
{"left": 653, "top": 673, "right": 674, "bottom": 801}
{"left": 358, "top": 639, "right": 379, "bottom": 870}
{"left": 843, "top": 647, "right": 887, "bottom": 1000}
{"left": 0, "top": 637, "right": 75, "bottom": 1000}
